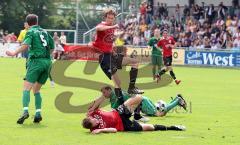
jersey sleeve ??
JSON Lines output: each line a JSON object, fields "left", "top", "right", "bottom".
{"left": 110, "top": 92, "right": 119, "bottom": 109}
{"left": 48, "top": 33, "right": 55, "bottom": 50}
{"left": 148, "top": 38, "right": 153, "bottom": 46}
{"left": 171, "top": 37, "right": 176, "bottom": 45}
{"left": 157, "top": 40, "right": 162, "bottom": 47}
{"left": 22, "top": 31, "right": 32, "bottom": 46}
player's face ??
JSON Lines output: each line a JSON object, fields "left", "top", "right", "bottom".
{"left": 154, "top": 30, "right": 160, "bottom": 37}
{"left": 24, "top": 23, "right": 29, "bottom": 29}
{"left": 162, "top": 31, "right": 168, "bottom": 38}
{"left": 101, "top": 89, "right": 111, "bottom": 98}
{"left": 105, "top": 14, "right": 115, "bottom": 25}
{"left": 89, "top": 117, "right": 99, "bottom": 127}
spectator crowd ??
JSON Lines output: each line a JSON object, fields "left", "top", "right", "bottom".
{"left": 0, "top": 30, "right": 18, "bottom": 43}
{"left": 117, "top": 0, "right": 240, "bottom": 50}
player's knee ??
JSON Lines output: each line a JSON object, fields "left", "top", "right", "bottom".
{"left": 166, "top": 67, "right": 170, "bottom": 71}
{"left": 33, "top": 90, "right": 40, "bottom": 94}
{"left": 23, "top": 81, "right": 33, "bottom": 91}
{"left": 141, "top": 124, "right": 155, "bottom": 131}
{"left": 135, "top": 95, "right": 143, "bottom": 102}
{"left": 131, "top": 59, "right": 139, "bottom": 68}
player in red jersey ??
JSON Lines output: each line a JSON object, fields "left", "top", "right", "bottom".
{"left": 92, "top": 8, "right": 144, "bottom": 105}
{"left": 82, "top": 95, "right": 186, "bottom": 134}
{"left": 156, "top": 29, "right": 181, "bottom": 85}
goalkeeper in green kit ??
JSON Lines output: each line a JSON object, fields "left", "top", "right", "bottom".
{"left": 6, "top": 14, "right": 54, "bottom": 124}
{"left": 148, "top": 29, "right": 163, "bottom": 80}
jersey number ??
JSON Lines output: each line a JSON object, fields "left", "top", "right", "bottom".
{"left": 40, "top": 34, "right": 47, "bottom": 47}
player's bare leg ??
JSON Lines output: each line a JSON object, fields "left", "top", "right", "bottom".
{"left": 155, "top": 66, "right": 167, "bottom": 83}
{"left": 32, "top": 82, "right": 43, "bottom": 123}
{"left": 17, "top": 81, "right": 34, "bottom": 124}
{"left": 122, "top": 57, "right": 144, "bottom": 94}
{"left": 168, "top": 66, "right": 181, "bottom": 85}
{"left": 123, "top": 96, "right": 185, "bottom": 131}
{"left": 155, "top": 66, "right": 181, "bottom": 85}
{"left": 123, "top": 95, "right": 143, "bottom": 112}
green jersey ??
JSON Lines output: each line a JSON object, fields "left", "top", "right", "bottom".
{"left": 110, "top": 91, "right": 131, "bottom": 109}
{"left": 23, "top": 25, "right": 54, "bottom": 60}
{"left": 148, "top": 37, "right": 162, "bottom": 56}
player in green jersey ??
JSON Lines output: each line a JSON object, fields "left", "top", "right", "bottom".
{"left": 148, "top": 29, "right": 163, "bottom": 80}
{"left": 88, "top": 86, "right": 187, "bottom": 119}
{"left": 6, "top": 14, "right": 54, "bottom": 124}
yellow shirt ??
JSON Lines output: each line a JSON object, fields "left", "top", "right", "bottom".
{"left": 226, "top": 19, "right": 232, "bottom": 27}
{"left": 115, "top": 38, "right": 125, "bottom": 46}
{"left": 140, "top": 24, "right": 147, "bottom": 33}
{"left": 17, "top": 29, "right": 28, "bottom": 42}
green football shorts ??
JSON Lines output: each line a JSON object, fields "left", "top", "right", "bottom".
{"left": 25, "top": 58, "right": 52, "bottom": 84}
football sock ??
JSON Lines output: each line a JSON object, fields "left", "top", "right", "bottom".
{"left": 164, "top": 97, "right": 180, "bottom": 113}
{"left": 169, "top": 96, "right": 178, "bottom": 103}
{"left": 129, "top": 68, "right": 138, "bottom": 89}
{"left": 34, "top": 92, "right": 42, "bottom": 117}
{"left": 154, "top": 125, "right": 181, "bottom": 131}
{"left": 114, "top": 88, "right": 124, "bottom": 105}
{"left": 22, "top": 90, "right": 30, "bottom": 113}
{"left": 134, "top": 105, "right": 142, "bottom": 120}
{"left": 170, "top": 70, "right": 176, "bottom": 80}
{"left": 158, "top": 69, "right": 166, "bottom": 76}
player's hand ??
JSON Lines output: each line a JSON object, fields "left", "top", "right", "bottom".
{"left": 167, "top": 44, "right": 173, "bottom": 49}
{"left": 6, "top": 51, "right": 16, "bottom": 56}
{"left": 113, "top": 24, "right": 119, "bottom": 29}
{"left": 87, "top": 109, "right": 94, "bottom": 116}
{"left": 91, "top": 129, "right": 101, "bottom": 134}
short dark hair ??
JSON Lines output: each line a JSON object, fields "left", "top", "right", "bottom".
{"left": 100, "top": 85, "right": 112, "bottom": 92}
{"left": 82, "top": 118, "right": 93, "bottom": 129}
{"left": 26, "top": 14, "right": 38, "bottom": 26}
{"left": 162, "top": 29, "right": 169, "bottom": 34}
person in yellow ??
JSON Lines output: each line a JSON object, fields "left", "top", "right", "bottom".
{"left": 18, "top": 22, "right": 29, "bottom": 60}
{"left": 114, "top": 32, "right": 125, "bottom": 54}
{"left": 226, "top": 16, "right": 232, "bottom": 27}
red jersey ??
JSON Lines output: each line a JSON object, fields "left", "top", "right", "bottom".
{"left": 157, "top": 36, "right": 176, "bottom": 57}
{"left": 90, "top": 109, "right": 124, "bottom": 132}
{"left": 92, "top": 22, "right": 115, "bottom": 53}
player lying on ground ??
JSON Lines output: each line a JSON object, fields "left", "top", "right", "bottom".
{"left": 82, "top": 95, "right": 186, "bottom": 134}
{"left": 6, "top": 14, "right": 54, "bottom": 124}
{"left": 88, "top": 86, "right": 187, "bottom": 121}
{"left": 91, "top": 8, "right": 144, "bottom": 107}
{"left": 148, "top": 29, "right": 163, "bottom": 80}
{"left": 156, "top": 29, "right": 181, "bottom": 85}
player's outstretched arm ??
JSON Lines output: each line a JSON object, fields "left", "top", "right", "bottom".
{"left": 87, "top": 95, "right": 106, "bottom": 115}
{"left": 91, "top": 128, "right": 117, "bottom": 134}
{"left": 6, "top": 44, "right": 28, "bottom": 56}
{"left": 96, "top": 24, "right": 119, "bottom": 31}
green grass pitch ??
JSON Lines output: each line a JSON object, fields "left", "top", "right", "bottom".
{"left": 0, "top": 57, "right": 240, "bottom": 145}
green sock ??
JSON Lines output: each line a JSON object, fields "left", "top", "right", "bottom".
{"left": 34, "top": 92, "right": 42, "bottom": 116}
{"left": 169, "top": 97, "right": 178, "bottom": 103}
{"left": 164, "top": 97, "right": 179, "bottom": 113}
{"left": 22, "top": 90, "right": 30, "bottom": 113}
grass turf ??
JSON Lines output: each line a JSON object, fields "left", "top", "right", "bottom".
{"left": 0, "top": 57, "right": 240, "bottom": 145}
